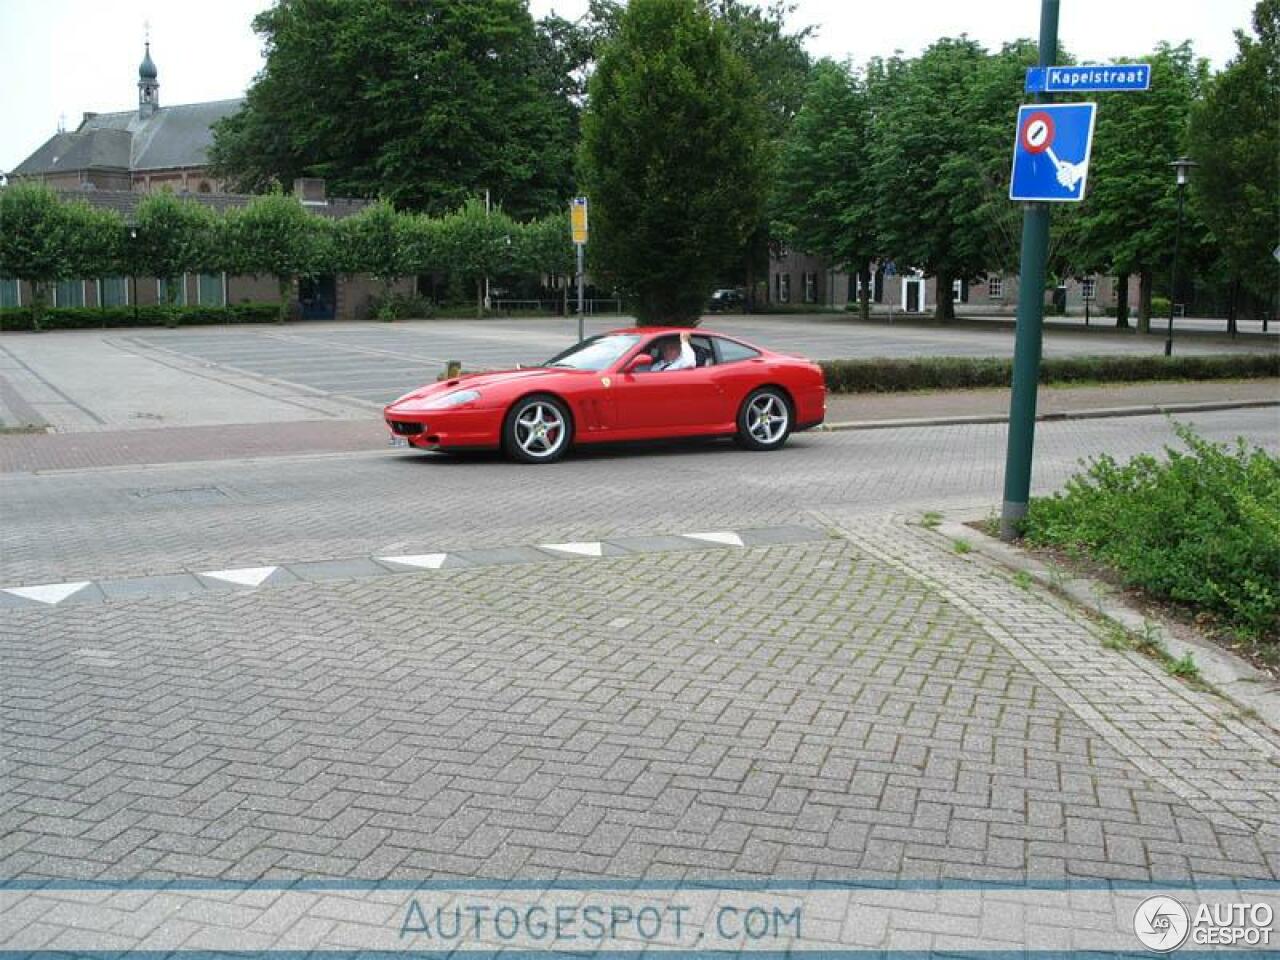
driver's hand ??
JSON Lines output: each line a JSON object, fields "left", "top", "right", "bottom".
{"left": 680, "top": 331, "right": 691, "bottom": 343}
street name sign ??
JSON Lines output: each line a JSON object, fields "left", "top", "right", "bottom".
{"left": 1009, "top": 102, "right": 1097, "bottom": 203}
{"left": 1025, "top": 64, "right": 1150, "bottom": 93}
{"left": 570, "top": 196, "right": 589, "bottom": 245}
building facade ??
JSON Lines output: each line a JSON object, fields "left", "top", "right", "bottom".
{"left": 4, "top": 46, "right": 413, "bottom": 320}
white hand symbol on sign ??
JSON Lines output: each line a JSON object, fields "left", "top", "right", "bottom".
{"left": 1047, "top": 148, "right": 1084, "bottom": 190}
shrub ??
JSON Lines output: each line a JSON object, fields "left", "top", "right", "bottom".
{"left": 369, "top": 292, "right": 434, "bottom": 321}
{"left": 1023, "top": 424, "right": 1280, "bottom": 640}
{"left": 0, "top": 303, "right": 281, "bottom": 331}
{"left": 818, "top": 353, "right": 1280, "bottom": 393}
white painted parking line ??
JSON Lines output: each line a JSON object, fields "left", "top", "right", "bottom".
{"left": 200, "top": 566, "right": 279, "bottom": 587}
{"left": 681, "top": 531, "right": 745, "bottom": 547}
{"left": 540, "top": 542, "right": 604, "bottom": 558}
{"left": 378, "top": 553, "right": 449, "bottom": 570}
{"left": 2, "top": 581, "right": 92, "bottom": 605}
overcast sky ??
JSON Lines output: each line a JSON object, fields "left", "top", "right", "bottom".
{"left": 0, "top": 0, "right": 1255, "bottom": 174}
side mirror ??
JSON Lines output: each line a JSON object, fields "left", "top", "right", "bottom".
{"left": 625, "top": 354, "right": 653, "bottom": 373}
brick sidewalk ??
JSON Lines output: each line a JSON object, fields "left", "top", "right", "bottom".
{"left": 1, "top": 516, "right": 1275, "bottom": 887}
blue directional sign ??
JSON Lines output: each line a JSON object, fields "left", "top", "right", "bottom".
{"left": 1026, "top": 64, "right": 1150, "bottom": 93}
{"left": 1009, "top": 102, "right": 1097, "bottom": 203}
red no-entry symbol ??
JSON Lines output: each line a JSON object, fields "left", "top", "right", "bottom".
{"left": 1020, "top": 111, "right": 1055, "bottom": 154}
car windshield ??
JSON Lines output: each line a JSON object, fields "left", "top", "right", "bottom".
{"left": 542, "top": 334, "right": 641, "bottom": 371}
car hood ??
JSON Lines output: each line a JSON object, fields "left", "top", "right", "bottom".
{"left": 386, "top": 367, "right": 577, "bottom": 408}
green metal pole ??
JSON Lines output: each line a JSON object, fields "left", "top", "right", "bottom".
{"left": 999, "top": 0, "right": 1059, "bottom": 541}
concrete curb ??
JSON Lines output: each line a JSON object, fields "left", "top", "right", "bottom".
{"left": 930, "top": 518, "right": 1280, "bottom": 733}
{"left": 821, "top": 397, "right": 1279, "bottom": 432}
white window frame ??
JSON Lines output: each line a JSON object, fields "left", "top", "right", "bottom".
{"left": 157, "top": 274, "right": 189, "bottom": 307}
{"left": 988, "top": 276, "right": 1004, "bottom": 299}
{"left": 97, "top": 276, "right": 130, "bottom": 308}
{"left": 0, "top": 277, "right": 20, "bottom": 308}
{"left": 1081, "top": 276, "right": 1097, "bottom": 301}
{"left": 779, "top": 274, "right": 791, "bottom": 304}
{"left": 197, "top": 272, "right": 227, "bottom": 307}
{"left": 53, "top": 279, "right": 86, "bottom": 308}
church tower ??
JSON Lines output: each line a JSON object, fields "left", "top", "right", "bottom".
{"left": 138, "top": 42, "right": 159, "bottom": 117}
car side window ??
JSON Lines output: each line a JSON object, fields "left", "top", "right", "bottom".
{"left": 714, "top": 337, "right": 761, "bottom": 364}
{"left": 640, "top": 335, "right": 716, "bottom": 371}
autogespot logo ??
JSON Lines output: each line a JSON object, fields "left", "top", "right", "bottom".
{"left": 1134, "top": 896, "right": 1191, "bottom": 952}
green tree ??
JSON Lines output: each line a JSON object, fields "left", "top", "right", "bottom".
{"left": 1190, "top": 1, "right": 1280, "bottom": 329}
{"left": 517, "top": 211, "right": 578, "bottom": 314}
{"left": 129, "top": 193, "right": 216, "bottom": 325}
{"left": 579, "top": 0, "right": 769, "bottom": 324}
{"left": 1073, "top": 43, "right": 1209, "bottom": 330}
{"left": 869, "top": 39, "right": 1030, "bottom": 321}
{"left": 208, "top": 0, "right": 576, "bottom": 219}
{"left": 438, "top": 198, "right": 517, "bottom": 318}
{"left": 224, "top": 193, "right": 322, "bottom": 322}
{"left": 64, "top": 202, "right": 128, "bottom": 305}
{"left": 337, "top": 201, "right": 414, "bottom": 317}
{"left": 0, "top": 184, "right": 79, "bottom": 330}
{"left": 771, "top": 59, "right": 876, "bottom": 319}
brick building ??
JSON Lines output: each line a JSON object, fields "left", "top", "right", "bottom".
{"left": 4, "top": 44, "right": 411, "bottom": 320}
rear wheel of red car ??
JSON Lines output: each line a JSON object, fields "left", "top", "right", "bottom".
{"left": 736, "top": 387, "right": 792, "bottom": 451}
{"left": 504, "top": 395, "right": 573, "bottom": 464}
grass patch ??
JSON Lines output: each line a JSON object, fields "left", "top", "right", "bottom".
{"left": 820, "top": 353, "right": 1279, "bottom": 394}
{"left": 1022, "top": 423, "right": 1279, "bottom": 649}
{"left": 951, "top": 538, "right": 973, "bottom": 555}
{"left": 920, "top": 511, "right": 943, "bottom": 529}
{"left": 0, "top": 424, "right": 46, "bottom": 435}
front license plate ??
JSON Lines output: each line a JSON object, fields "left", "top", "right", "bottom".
{"left": 388, "top": 435, "right": 409, "bottom": 448}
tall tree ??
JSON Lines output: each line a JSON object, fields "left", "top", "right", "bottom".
{"left": 579, "top": 0, "right": 768, "bottom": 324}
{"left": 771, "top": 59, "right": 876, "bottom": 319}
{"left": 208, "top": 0, "right": 577, "bottom": 219}
{"left": 1072, "top": 43, "right": 1209, "bottom": 331}
{"left": 438, "top": 198, "right": 517, "bottom": 318}
{"left": 869, "top": 38, "right": 1019, "bottom": 320}
{"left": 1189, "top": 0, "right": 1279, "bottom": 329}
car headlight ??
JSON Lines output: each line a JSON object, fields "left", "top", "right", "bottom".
{"left": 424, "top": 389, "right": 481, "bottom": 409}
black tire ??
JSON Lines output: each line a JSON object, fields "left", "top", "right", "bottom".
{"left": 735, "top": 387, "right": 793, "bottom": 451}
{"left": 503, "top": 395, "right": 573, "bottom": 464}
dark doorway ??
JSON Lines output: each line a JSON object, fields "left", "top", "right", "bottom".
{"left": 300, "top": 275, "right": 337, "bottom": 320}
{"left": 906, "top": 279, "right": 920, "bottom": 313}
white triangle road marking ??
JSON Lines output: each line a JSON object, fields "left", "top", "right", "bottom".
{"left": 3, "top": 581, "right": 92, "bottom": 605}
{"left": 201, "top": 566, "right": 278, "bottom": 588}
{"left": 682, "top": 531, "right": 745, "bottom": 547}
{"left": 378, "top": 554, "right": 448, "bottom": 570}
{"left": 540, "top": 542, "right": 604, "bottom": 558}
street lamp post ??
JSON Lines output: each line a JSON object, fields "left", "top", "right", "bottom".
{"left": 1164, "top": 157, "right": 1197, "bottom": 357}
{"left": 128, "top": 227, "right": 139, "bottom": 323}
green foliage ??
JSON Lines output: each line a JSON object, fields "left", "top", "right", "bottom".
{"left": 0, "top": 183, "right": 85, "bottom": 328}
{"left": 1024, "top": 424, "right": 1280, "bottom": 639}
{"left": 224, "top": 193, "right": 325, "bottom": 320}
{"left": 0, "top": 303, "right": 281, "bottom": 331}
{"left": 868, "top": 39, "right": 1034, "bottom": 320}
{"left": 367, "top": 292, "right": 434, "bottom": 322}
{"left": 579, "top": 0, "right": 769, "bottom": 324}
{"left": 1189, "top": 1, "right": 1280, "bottom": 311}
{"left": 130, "top": 194, "right": 216, "bottom": 322}
{"left": 771, "top": 59, "right": 875, "bottom": 316}
{"left": 818, "top": 352, "right": 1280, "bottom": 393}
{"left": 336, "top": 201, "right": 418, "bottom": 293}
{"left": 207, "top": 0, "right": 576, "bottom": 219}
{"left": 1069, "top": 43, "right": 1211, "bottom": 327}
{"left": 516, "top": 211, "right": 577, "bottom": 280}
{"left": 438, "top": 198, "right": 517, "bottom": 317}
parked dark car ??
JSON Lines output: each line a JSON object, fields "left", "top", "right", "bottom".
{"left": 707, "top": 288, "right": 745, "bottom": 312}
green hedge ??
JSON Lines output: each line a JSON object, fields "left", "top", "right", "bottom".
{"left": 0, "top": 303, "right": 282, "bottom": 331}
{"left": 819, "top": 353, "right": 1280, "bottom": 393}
{"left": 1024, "top": 425, "right": 1280, "bottom": 641}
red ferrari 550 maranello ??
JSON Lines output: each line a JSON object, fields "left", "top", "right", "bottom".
{"left": 383, "top": 327, "right": 826, "bottom": 463}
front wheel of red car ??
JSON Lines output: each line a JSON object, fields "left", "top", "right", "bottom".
{"left": 735, "top": 387, "right": 792, "bottom": 451}
{"left": 504, "top": 395, "right": 573, "bottom": 464}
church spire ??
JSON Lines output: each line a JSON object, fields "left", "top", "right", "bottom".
{"left": 138, "top": 36, "right": 159, "bottom": 117}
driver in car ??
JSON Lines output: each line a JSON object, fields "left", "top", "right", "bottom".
{"left": 650, "top": 331, "right": 695, "bottom": 371}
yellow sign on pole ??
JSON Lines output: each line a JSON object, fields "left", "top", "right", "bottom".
{"left": 570, "top": 196, "right": 588, "bottom": 245}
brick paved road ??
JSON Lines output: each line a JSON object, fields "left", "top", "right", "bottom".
{"left": 2, "top": 406, "right": 1279, "bottom": 894}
